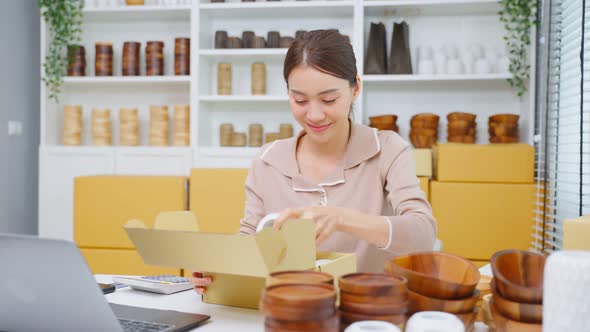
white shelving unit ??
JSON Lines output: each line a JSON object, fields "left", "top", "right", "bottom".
{"left": 39, "top": 0, "right": 534, "bottom": 240}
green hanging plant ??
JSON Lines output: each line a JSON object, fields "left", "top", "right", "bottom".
{"left": 499, "top": 0, "right": 537, "bottom": 97}
{"left": 38, "top": 0, "right": 84, "bottom": 102}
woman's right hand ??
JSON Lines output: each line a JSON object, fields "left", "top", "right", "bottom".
{"left": 188, "top": 272, "right": 212, "bottom": 295}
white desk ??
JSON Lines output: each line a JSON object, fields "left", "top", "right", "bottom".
{"left": 96, "top": 275, "right": 489, "bottom": 332}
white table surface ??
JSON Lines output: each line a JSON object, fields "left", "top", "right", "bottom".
{"left": 96, "top": 275, "right": 489, "bottom": 332}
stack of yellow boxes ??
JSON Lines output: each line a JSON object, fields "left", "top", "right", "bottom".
{"left": 430, "top": 144, "right": 536, "bottom": 267}
{"left": 74, "top": 176, "right": 187, "bottom": 275}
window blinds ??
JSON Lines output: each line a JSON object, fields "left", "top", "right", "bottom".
{"left": 533, "top": 0, "right": 590, "bottom": 254}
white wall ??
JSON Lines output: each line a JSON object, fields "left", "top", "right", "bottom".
{"left": 0, "top": 0, "right": 40, "bottom": 234}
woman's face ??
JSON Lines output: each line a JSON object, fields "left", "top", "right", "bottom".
{"left": 287, "top": 65, "right": 360, "bottom": 145}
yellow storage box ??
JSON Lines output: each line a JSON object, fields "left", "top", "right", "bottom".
{"left": 419, "top": 176, "right": 430, "bottom": 201}
{"left": 189, "top": 169, "right": 248, "bottom": 234}
{"left": 430, "top": 181, "right": 535, "bottom": 260}
{"left": 434, "top": 143, "right": 534, "bottom": 183}
{"left": 563, "top": 215, "right": 590, "bottom": 250}
{"left": 413, "top": 149, "right": 433, "bottom": 178}
{"left": 74, "top": 176, "right": 187, "bottom": 249}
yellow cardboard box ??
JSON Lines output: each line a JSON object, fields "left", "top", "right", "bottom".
{"left": 124, "top": 212, "right": 356, "bottom": 309}
{"left": 434, "top": 144, "right": 534, "bottom": 183}
{"left": 563, "top": 215, "right": 590, "bottom": 250}
{"left": 413, "top": 149, "right": 432, "bottom": 177}
{"left": 80, "top": 248, "right": 180, "bottom": 276}
{"left": 430, "top": 181, "right": 535, "bottom": 260}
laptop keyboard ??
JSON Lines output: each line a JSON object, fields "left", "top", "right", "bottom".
{"left": 119, "top": 318, "right": 176, "bottom": 332}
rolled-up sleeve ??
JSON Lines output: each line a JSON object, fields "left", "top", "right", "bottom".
{"left": 239, "top": 160, "right": 265, "bottom": 235}
{"left": 380, "top": 144, "right": 437, "bottom": 255}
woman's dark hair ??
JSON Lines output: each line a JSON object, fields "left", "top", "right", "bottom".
{"left": 283, "top": 29, "right": 357, "bottom": 88}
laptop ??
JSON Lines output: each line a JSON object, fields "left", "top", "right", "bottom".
{"left": 0, "top": 233, "right": 210, "bottom": 332}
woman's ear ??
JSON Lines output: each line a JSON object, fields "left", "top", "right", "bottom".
{"left": 352, "top": 75, "right": 361, "bottom": 100}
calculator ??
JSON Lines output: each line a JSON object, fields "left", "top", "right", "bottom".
{"left": 112, "top": 275, "right": 194, "bottom": 295}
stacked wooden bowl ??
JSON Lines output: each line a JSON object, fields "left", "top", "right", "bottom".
{"left": 387, "top": 252, "right": 480, "bottom": 332}
{"left": 174, "top": 37, "right": 190, "bottom": 75}
{"left": 249, "top": 124, "right": 263, "bottom": 147}
{"left": 447, "top": 112, "right": 476, "bottom": 144}
{"left": 63, "top": 105, "right": 82, "bottom": 145}
{"left": 95, "top": 42, "right": 113, "bottom": 76}
{"left": 410, "top": 114, "right": 439, "bottom": 148}
{"left": 119, "top": 107, "right": 139, "bottom": 146}
{"left": 122, "top": 41, "right": 141, "bottom": 76}
{"left": 219, "top": 123, "right": 233, "bottom": 146}
{"left": 149, "top": 105, "right": 169, "bottom": 146}
{"left": 173, "top": 104, "right": 190, "bottom": 146}
{"left": 489, "top": 250, "right": 544, "bottom": 331}
{"left": 146, "top": 41, "right": 164, "bottom": 76}
{"left": 338, "top": 273, "right": 408, "bottom": 330}
{"left": 91, "top": 108, "right": 112, "bottom": 146}
{"left": 260, "top": 283, "right": 339, "bottom": 332}
{"left": 279, "top": 123, "right": 293, "bottom": 139}
{"left": 267, "top": 270, "right": 334, "bottom": 287}
{"left": 369, "top": 115, "right": 398, "bottom": 133}
{"left": 489, "top": 114, "right": 519, "bottom": 143}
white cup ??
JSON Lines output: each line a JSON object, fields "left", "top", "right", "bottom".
{"left": 433, "top": 51, "right": 447, "bottom": 75}
{"left": 497, "top": 56, "right": 510, "bottom": 73}
{"left": 447, "top": 59, "right": 464, "bottom": 75}
{"left": 418, "top": 60, "right": 436, "bottom": 75}
{"left": 469, "top": 43, "right": 484, "bottom": 59}
{"left": 406, "top": 311, "right": 465, "bottom": 332}
{"left": 444, "top": 44, "right": 459, "bottom": 59}
{"left": 474, "top": 58, "right": 491, "bottom": 74}
{"left": 460, "top": 52, "right": 475, "bottom": 74}
{"left": 345, "top": 321, "right": 402, "bottom": 332}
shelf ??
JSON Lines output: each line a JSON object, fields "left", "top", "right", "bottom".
{"left": 197, "top": 147, "right": 258, "bottom": 158}
{"left": 199, "top": 1, "right": 354, "bottom": 18}
{"left": 363, "top": 0, "right": 501, "bottom": 16}
{"left": 43, "top": 146, "right": 191, "bottom": 154}
{"left": 362, "top": 73, "right": 510, "bottom": 82}
{"left": 63, "top": 76, "right": 190, "bottom": 87}
{"left": 199, "top": 49, "right": 288, "bottom": 59}
{"left": 82, "top": 5, "right": 191, "bottom": 21}
{"left": 199, "top": 95, "right": 289, "bottom": 102}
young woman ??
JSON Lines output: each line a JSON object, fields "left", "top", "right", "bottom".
{"left": 191, "top": 30, "right": 437, "bottom": 294}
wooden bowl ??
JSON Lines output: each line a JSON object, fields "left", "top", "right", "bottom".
{"left": 410, "top": 134, "right": 437, "bottom": 149}
{"left": 490, "top": 278, "right": 542, "bottom": 323}
{"left": 387, "top": 252, "right": 480, "bottom": 300}
{"left": 261, "top": 283, "right": 336, "bottom": 321}
{"left": 265, "top": 312, "right": 339, "bottom": 330}
{"left": 489, "top": 114, "right": 519, "bottom": 124}
{"left": 490, "top": 299, "right": 542, "bottom": 332}
{"left": 410, "top": 128, "right": 438, "bottom": 136}
{"left": 268, "top": 270, "right": 334, "bottom": 286}
{"left": 339, "top": 273, "right": 407, "bottom": 296}
{"left": 340, "top": 290, "right": 408, "bottom": 305}
{"left": 490, "top": 123, "right": 519, "bottom": 137}
{"left": 447, "top": 112, "right": 476, "bottom": 122}
{"left": 490, "top": 250, "right": 545, "bottom": 304}
{"left": 370, "top": 115, "right": 398, "bottom": 124}
{"left": 411, "top": 114, "right": 440, "bottom": 129}
{"left": 340, "top": 310, "right": 406, "bottom": 326}
{"left": 340, "top": 300, "right": 407, "bottom": 316}
{"left": 408, "top": 289, "right": 480, "bottom": 314}
{"left": 126, "top": 0, "right": 145, "bottom": 4}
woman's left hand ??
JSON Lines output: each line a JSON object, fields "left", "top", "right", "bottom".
{"left": 273, "top": 206, "right": 354, "bottom": 245}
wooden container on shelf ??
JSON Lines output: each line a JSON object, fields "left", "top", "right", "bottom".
{"left": 267, "top": 31, "right": 281, "bottom": 48}
{"left": 95, "top": 42, "right": 113, "bottom": 76}
{"left": 220, "top": 123, "right": 234, "bottom": 147}
{"left": 63, "top": 105, "right": 83, "bottom": 146}
{"left": 173, "top": 104, "right": 190, "bottom": 147}
{"left": 242, "top": 31, "right": 255, "bottom": 48}
{"left": 122, "top": 41, "right": 141, "bottom": 76}
{"left": 248, "top": 124, "right": 263, "bottom": 147}
{"left": 217, "top": 63, "right": 232, "bottom": 95}
{"left": 146, "top": 41, "right": 164, "bottom": 76}
{"left": 280, "top": 36, "right": 294, "bottom": 48}
{"left": 253, "top": 36, "right": 266, "bottom": 48}
{"left": 489, "top": 113, "right": 520, "bottom": 144}
{"left": 267, "top": 270, "right": 334, "bottom": 287}
{"left": 447, "top": 112, "right": 476, "bottom": 143}
{"left": 149, "top": 105, "right": 169, "bottom": 146}
{"left": 410, "top": 113, "right": 439, "bottom": 149}
{"left": 251, "top": 63, "right": 266, "bottom": 95}
{"left": 67, "top": 45, "right": 86, "bottom": 77}
{"left": 126, "top": 0, "right": 145, "bottom": 4}
{"left": 227, "top": 37, "right": 242, "bottom": 49}
{"left": 279, "top": 123, "right": 294, "bottom": 139}
{"left": 215, "top": 30, "right": 228, "bottom": 49}
{"left": 174, "top": 38, "right": 190, "bottom": 76}
{"left": 266, "top": 132, "right": 281, "bottom": 143}
{"left": 91, "top": 108, "right": 112, "bottom": 146}
{"left": 231, "top": 132, "right": 247, "bottom": 147}
{"left": 119, "top": 107, "right": 139, "bottom": 146}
